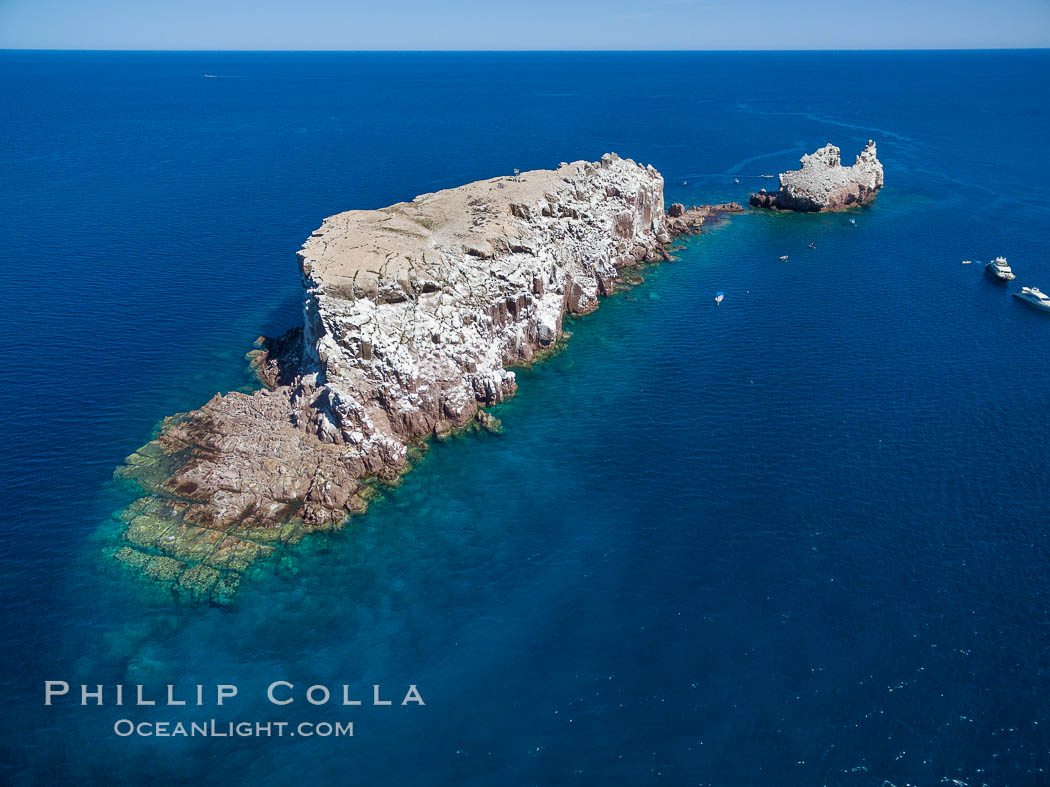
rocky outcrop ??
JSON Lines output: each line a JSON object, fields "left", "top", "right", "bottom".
{"left": 664, "top": 202, "right": 744, "bottom": 235}
{"left": 749, "top": 141, "right": 884, "bottom": 212}
{"left": 246, "top": 327, "right": 304, "bottom": 389}
{"left": 114, "top": 153, "right": 698, "bottom": 603}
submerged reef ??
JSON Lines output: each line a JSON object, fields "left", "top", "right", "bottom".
{"left": 113, "top": 154, "right": 737, "bottom": 604}
{"left": 749, "top": 140, "right": 884, "bottom": 212}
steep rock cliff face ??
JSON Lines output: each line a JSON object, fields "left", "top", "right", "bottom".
{"left": 114, "top": 154, "right": 671, "bottom": 603}
{"left": 749, "top": 141, "right": 884, "bottom": 212}
{"left": 296, "top": 152, "right": 668, "bottom": 468}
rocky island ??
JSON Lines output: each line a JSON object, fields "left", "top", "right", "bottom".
{"left": 113, "top": 154, "right": 740, "bottom": 604}
{"left": 749, "top": 140, "right": 884, "bottom": 212}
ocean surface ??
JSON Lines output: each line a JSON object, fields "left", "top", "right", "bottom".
{"left": 2, "top": 51, "right": 1049, "bottom": 785}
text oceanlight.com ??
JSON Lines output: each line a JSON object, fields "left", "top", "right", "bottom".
{"left": 113, "top": 719, "right": 354, "bottom": 738}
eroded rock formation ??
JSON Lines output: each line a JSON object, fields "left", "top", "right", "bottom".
{"left": 749, "top": 141, "right": 884, "bottom": 212}
{"left": 664, "top": 202, "right": 744, "bottom": 234}
{"left": 113, "top": 153, "right": 732, "bottom": 604}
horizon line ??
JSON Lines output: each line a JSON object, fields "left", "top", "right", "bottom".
{"left": 2, "top": 47, "right": 1049, "bottom": 54}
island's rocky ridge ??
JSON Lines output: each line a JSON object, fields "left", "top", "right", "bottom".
{"left": 113, "top": 154, "right": 740, "bottom": 604}
{"left": 749, "top": 141, "right": 884, "bottom": 212}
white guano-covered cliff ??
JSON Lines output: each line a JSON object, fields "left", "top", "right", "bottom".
{"left": 294, "top": 153, "right": 668, "bottom": 457}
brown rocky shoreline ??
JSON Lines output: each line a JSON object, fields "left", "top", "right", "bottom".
{"left": 111, "top": 155, "right": 742, "bottom": 605}
{"left": 665, "top": 201, "right": 744, "bottom": 234}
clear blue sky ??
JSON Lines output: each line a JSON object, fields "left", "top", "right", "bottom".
{"left": 1, "top": 0, "right": 1048, "bottom": 50}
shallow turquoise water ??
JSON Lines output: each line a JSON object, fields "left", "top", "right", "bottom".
{"left": 2, "top": 51, "right": 1050, "bottom": 785}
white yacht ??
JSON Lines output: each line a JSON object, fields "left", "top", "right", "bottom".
{"left": 987, "top": 256, "right": 1015, "bottom": 281}
{"left": 714, "top": 291, "right": 725, "bottom": 304}
{"left": 779, "top": 255, "right": 789, "bottom": 261}
{"left": 1014, "top": 286, "right": 1050, "bottom": 312}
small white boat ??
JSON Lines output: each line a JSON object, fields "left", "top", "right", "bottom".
{"left": 986, "top": 256, "right": 1015, "bottom": 281}
{"left": 714, "top": 292, "right": 724, "bottom": 304}
{"left": 808, "top": 242, "right": 815, "bottom": 249}
{"left": 778, "top": 255, "right": 789, "bottom": 261}
{"left": 1014, "top": 286, "right": 1050, "bottom": 312}
{"left": 961, "top": 259, "right": 972, "bottom": 264}
{"left": 848, "top": 218, "right": 856, "bottom": 225}
{"left": 760, "top": 173, "right": 775, "bottom": 178}
{"left": 734, "top": 178, "right": 740, "bottom": 184}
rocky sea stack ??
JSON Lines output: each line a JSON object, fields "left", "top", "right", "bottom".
{"left": 112, "top": 154, "right": 735, "bottom": 604}
{"left": 749, "top": 141, "right": 884, "bottom": 212}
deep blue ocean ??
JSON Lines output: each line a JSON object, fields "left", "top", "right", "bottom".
{"left": 2, "top": 51, "right": 1049, "bottom": 786}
